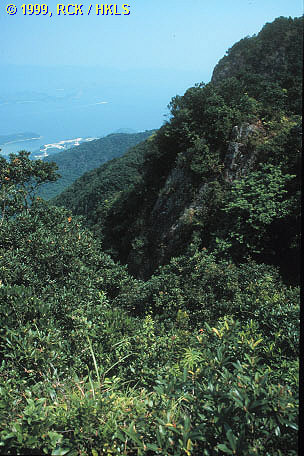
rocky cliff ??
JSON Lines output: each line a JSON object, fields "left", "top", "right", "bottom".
{"left": 55, "top": 16, "right": 302, "bottom": 281}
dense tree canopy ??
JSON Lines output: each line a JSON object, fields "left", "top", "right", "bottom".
{"left": 0, "top": 151, "right": 59, "bottom": 221}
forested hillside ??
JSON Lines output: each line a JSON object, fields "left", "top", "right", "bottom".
{"left": 52, "top": 137, "right": 157, "bottom": 237}
{"left": 0, "top": 16, "right": 301, "bottom": 455}
{"left": 55, "top": 16, "right": 301, "bottom": 283}
{"left": 38, "top": 130, "right": 155, "bottom": 200}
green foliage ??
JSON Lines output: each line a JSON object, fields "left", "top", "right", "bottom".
{"left": 0, "top": 151, "right": 59, "bottom": 220}
{"left": 217, "top": 163, "right": 295, "bottom": 256}
{"left": 117, "top": 320, "right": 298, "bottom": 456}
{"left": 0, "top": 312, "right": 298, "bottom": 455}
{"left": 129, "top": 250, "right": 299, "bottom": 353}
{"left": 0, "top": 160, "right": 299, "bottom": 453}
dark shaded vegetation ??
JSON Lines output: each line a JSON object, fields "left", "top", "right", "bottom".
{"left": 0, "top": 16, "right": 301, "bottom": 455}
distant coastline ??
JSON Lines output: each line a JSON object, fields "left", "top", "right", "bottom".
{"left": 1, "top": 130, "right": 142, "bottom": 157}
{"left": 0, "top": 134, "right": 99, "bottom": 157}
{"left": 33, "top": 137, "right": 99, "bottom": 159}
{"left": 40, "top": 137, "right": 97, "bottom": 152}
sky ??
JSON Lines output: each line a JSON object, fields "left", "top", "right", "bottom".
{"left": 0, "top": 0, "right": 303, "bottom": 71}
{"left": 0, "top": 0, "right": 303, "bottom": 148}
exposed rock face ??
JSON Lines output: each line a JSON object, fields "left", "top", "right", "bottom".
{"left": 133, "top": 121, "right": 265, "bottom": 274}
{"left": 223, "top": 123, "right": 261, "bottom": 183}
{"left": 211, "top": 47, "right": 248, "bottom": 85}
{"left": 148, "top": 166, "right": 194, "bottom": 268}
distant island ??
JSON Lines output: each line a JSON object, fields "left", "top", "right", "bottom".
{"left": 113, "top": 128, "right": 138, "bottom": 134}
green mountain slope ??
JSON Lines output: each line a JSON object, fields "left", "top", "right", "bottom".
{"left": 55, "top": 16, "right": 302, "bottom": 282}
{"left": 38, "top": 130, "right": 155, "bottom": 199}
{"left": 52, "top": 136, "right": 157, "bottom": 236}
{"left": 211, "top": 16, "right": 302, "bottom": 114}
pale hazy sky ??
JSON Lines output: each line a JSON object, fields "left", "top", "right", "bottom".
{"left": 1, "top": 0, "right": 303, "bottom": 75}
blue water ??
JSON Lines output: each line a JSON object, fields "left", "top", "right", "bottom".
{"left": 0, "top": 64, "right": 207, "bottom": 155}
{"left": 0, "top": 90, "right": 165, "bottom": 154}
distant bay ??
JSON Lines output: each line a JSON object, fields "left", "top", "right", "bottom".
{"left": 0, "top": 65, "right": 207, "bottom": 157}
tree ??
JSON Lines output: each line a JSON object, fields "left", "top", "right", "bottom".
{"left": 218, "top": 163, "right": 295, "bottom": 259}
{"left": 0, "top": 151, "right": 59, "bottom": 223}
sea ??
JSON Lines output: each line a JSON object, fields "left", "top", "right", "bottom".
{"left": 0, "top": 91, "right": 145, "bottom": 156}
{"left": 0, "top": 64, "right": 208, "bottom": 157}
